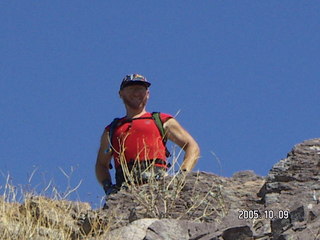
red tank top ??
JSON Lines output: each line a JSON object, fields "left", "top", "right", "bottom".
{"left": 106, "top": 112, "right": 173, "bottom": 169}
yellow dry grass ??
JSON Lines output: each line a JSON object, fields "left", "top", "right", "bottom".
{"left": 0, "top": 150, "right": 226, "bottom": 239}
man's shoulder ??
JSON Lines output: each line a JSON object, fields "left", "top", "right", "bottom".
{"left": 105, "top": 116, "right": 126, "bottom": 130}
{"left": 150, "top": 112, "right": 173, "bottom": 122}
{"left": 158, "top": 112, "right": 173, "bottom": 122}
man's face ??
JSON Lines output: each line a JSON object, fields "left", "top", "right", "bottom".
{"left": 119, "top": 84, "right": 149, "bottom": 110}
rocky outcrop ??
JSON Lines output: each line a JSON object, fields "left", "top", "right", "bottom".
{"left": 103, "top": 170, "right": 264, "bottom": 226}
{"left": 257, "top": 138, "right": 320, "bottom": 239}
{"left": 1, "top": 138, "right": 320, "bottom": 240}
{"left": 103, "top": 138, "right": 320, "bottom": 239}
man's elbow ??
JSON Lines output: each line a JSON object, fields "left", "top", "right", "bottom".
{"left": 189, "top": 139, "right": 200, "bottom": 155}
{"left": 186, "top": 140, "right": 200, "bottom": 162}
{"left": 193, "top": 142, "right": 200, "bottom": 162}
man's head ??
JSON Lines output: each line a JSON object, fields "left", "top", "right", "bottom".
{"left": 119, "top": 74, "right": 150, "bottom": 111}
{"left": 120, "top": 74, "right": 151, "bottom": 91}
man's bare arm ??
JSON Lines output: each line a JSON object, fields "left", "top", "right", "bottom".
{"left": 164, "top": 118, "right": 200, "bottom": 171}
{"left": 95, "top": 130, "right": 113, "bottom": 185}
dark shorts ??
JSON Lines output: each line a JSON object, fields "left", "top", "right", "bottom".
{"left": 115, "top": 160, "right": 167, "bottom": 187}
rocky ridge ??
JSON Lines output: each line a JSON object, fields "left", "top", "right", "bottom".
{"left": 1, "top": 138, "right": 320, "bottom": 239}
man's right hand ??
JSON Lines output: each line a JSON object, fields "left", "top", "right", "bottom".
{"left": 104, "top": 184, "right": 118, "bottom": 196}
{"left": 102, "top": 179, "right": 118, "bottom": 196}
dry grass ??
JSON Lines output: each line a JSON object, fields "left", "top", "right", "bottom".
{"left": 0, "top": 150, "right": 226, "bottom": 239}
{"left": 0, "top": 171, "right": 116, "bottom": 240}
{"left": 117, "top": 148, "right": 228, "bottom": 222}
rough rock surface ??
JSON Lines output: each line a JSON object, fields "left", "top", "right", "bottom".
{"left": 1, "top": 138, "right": 320, "bottom": 239}
{"left": 257, "top": 138, "right": 320, "bottom": 239}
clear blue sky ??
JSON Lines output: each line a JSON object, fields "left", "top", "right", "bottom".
{"left": 1, "top": 1, "right": 319, "bottom": 207}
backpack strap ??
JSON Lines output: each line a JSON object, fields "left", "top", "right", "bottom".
{"left": 108, "top": 117, "right": 120, "bottom": 148}
{"left": 152, "top": 112, "right": 171, "bottom": 157}
{"left": 105, "top": 118, "right": 120, "bottom": 169}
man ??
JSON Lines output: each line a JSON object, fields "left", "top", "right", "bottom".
{"left": 95, "top": 74, "right": 200, "bottom": 195}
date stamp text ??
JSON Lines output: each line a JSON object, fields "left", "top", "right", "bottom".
{"left": 238, "top": 209, "right": 289, "bottom": 220}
